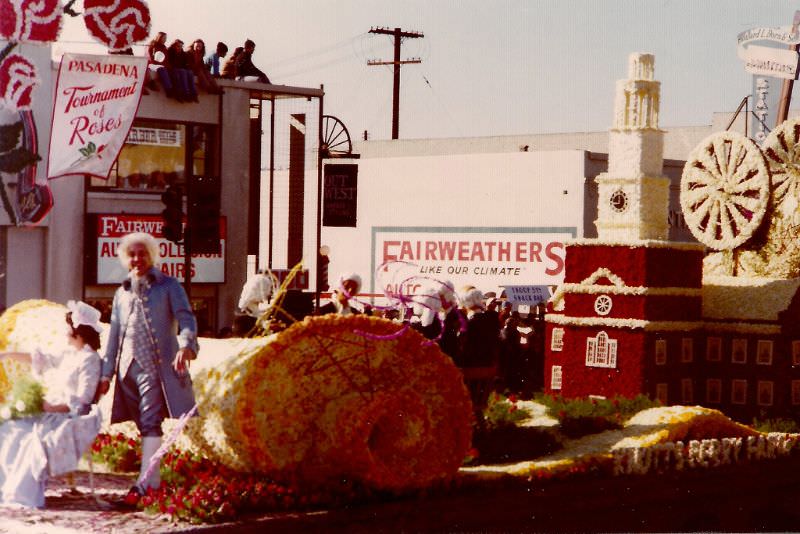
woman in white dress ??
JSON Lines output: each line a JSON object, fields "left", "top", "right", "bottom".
{"left": 0, "top": 301, "right": 103, "bottom": 508}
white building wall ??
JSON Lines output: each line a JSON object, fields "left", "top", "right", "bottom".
{"left": 319, "top": 150, "right": 589, "bottom": 296}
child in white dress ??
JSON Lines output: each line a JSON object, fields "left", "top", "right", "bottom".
{"left": 0, "top": 301, "right": 103, "bottom": 508}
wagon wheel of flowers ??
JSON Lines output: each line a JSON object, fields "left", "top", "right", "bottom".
{"left": 680, "top": 131, "right": 771, "bottom": 250}
{"left": 762, "top": 118, "right": 800, "bottom": 213}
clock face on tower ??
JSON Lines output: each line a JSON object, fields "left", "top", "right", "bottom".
{"left": 609, "top": 189, "right": 628, "bottom": 213}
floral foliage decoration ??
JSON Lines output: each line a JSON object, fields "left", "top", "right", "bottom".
{"left": 90, "top": 432, "right": 141, "bottom": 472}
{"left": 138, "top": 450, "right": 362, "bottom": 524}
{"left": 0, "top": 52, "right": 39, "bottom": 112}
{"left": 83, "top": 0, "right": 151, "bottom": 51}
{"left": 175, "top": 314, "right": 473, "bottom": 491}
{"left": 483, "top": 391, "right": 530, "bottom": 430}
{"left": 0, "top": 373, "right": 43, "bottom": 420}
{"left": 0, "top": 0, "right": 62, "bottom": 43}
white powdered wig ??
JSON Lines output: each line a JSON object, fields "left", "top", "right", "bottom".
{"left": 118, "top": 232, "right": 160, "bottom": 268}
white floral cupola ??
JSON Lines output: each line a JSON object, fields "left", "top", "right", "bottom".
{"left": 595, "top": 53, "right": 671, "bottom": 241}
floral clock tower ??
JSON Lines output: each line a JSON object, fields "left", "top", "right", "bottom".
{"left": 543, "top": 53, "right": 705, "bottom": 401}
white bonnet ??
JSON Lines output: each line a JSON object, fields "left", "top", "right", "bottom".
{"left": 67, "top": 300, "right": 103, "bottom": 333}
{"left": 338, "top": 272, "right": 362, "bottom": 294}
{"left": 460, "top": 287, "right": 485, "bottom": 309}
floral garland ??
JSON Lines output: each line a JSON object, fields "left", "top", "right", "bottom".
{"left": 550, "top": 266, "right": 702, "bottom": 312}
{"left": 82, "top": 0, "right": 151, "bottom": 51}
{"left": 567, "top": 238, "right": 704, "bottom": 251}
{"left": 0, "top": 0, "right": 62, "bottom": 43}
{"left": 545, "top": 313, "right": 781, "bottom": 335}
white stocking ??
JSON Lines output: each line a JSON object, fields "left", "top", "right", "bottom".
{"left": 138, "top": 436, "right": 162, "bottom": 491}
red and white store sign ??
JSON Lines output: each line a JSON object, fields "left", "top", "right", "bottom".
{"left": 372, "top": 228, "right": 574, "bottom": 296}
{"left": 95, "top": 214, "right": 226, "bottom": 284}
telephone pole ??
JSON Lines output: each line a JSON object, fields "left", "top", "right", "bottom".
{"left": 367, "top": 26, "right": 424, "bottom": 139}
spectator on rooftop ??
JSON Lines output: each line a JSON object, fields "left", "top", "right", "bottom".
{"left": 236, "top": 38, "right": 270, "bottom": 84}
{"left": 167, "top": 38, "right": 199, "bottom": 102}
{"left": 187, "top": 39, "right": 222, "bottom": 94}
{"left": 147, "top": 31, "right": 173, "bottom": 96}
{"left": 204, "top": 41, "right": 228, "bottom": 77}
{"left": 220, "top": 46, "right": 242, "bottom": 79}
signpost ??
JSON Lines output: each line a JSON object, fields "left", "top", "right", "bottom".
{"left": 736, "top": 13, "right": 800, "bottom": 129}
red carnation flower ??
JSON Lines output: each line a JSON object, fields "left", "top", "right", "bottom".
{"left": 0, "top": 53, "right": 38, "bottom": 111}
{"left": 83, "top": 0, "right": 151, "bottom": 51}
{"left": 0, "top": 0, "right": 61, "bottom": 43}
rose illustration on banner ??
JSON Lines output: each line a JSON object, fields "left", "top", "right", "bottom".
{"left": 83, "top": 0, "right": 151, "bottom": 51}
{"left": 0, "top": 52, "right": 38, "bottom": 112}
{"left": 0, "top": 0, "right": 62, "bottom": 43}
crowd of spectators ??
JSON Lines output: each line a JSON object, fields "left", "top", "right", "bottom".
{"left": 139, "top": 32, "right": 272, "bottom": 102}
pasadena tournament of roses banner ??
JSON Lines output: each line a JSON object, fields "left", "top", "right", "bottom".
{"left": 47, "top": 53, "right": 147, "bottom": 180}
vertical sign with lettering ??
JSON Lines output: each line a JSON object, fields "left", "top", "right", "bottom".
{"left": 323, "top": 163, "right": 358, "bottom": 227}
{"left": 47, "top": 53, "right": 147, "bottom": 180}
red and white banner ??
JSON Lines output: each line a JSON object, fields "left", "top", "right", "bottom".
{"left": 372, "top": 228, "right": 573, "bottom": 296}
{"left": 47, "top": 53, "right": 147, "bottom": 180}
{"left": 95, "top": 214, "right": 226, "bottom": 284}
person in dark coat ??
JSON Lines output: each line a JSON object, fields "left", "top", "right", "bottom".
{"left": 457, "top": 288, "right": 501, "bottom": 423}
{"left": 236, "top": 38, "right": 271, "bottom": 84}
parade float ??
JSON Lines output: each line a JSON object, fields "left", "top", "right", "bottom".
{"left": 0, "top": 300, "right": 474, "bottom": 493}
{"left": 544, "top": 53, "right": 800, "bottom": 423}
{"left": 3, "top": 50, "right": 800, "bottom": 527}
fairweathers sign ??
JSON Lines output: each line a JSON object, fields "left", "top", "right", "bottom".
{"left": 47, "top": 53, "right": 147, "bottom": 179}
{"left": 371, "top": 227, "right": 576, "bottom": 296}
{"left": 90, "top": 214, "right": 226, "bottom": 284}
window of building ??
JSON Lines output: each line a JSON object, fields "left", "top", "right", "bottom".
{"left": 551, "top": 327, "right": 564, "bottom": 352}
{"left": 706, "top": 378, "right": 722, "bottom": 403}
{"left": 756, "top": 340, "right": 773, "bottom": 365}
{"left": 757, "top": 381, "right": 774, "bottom": 406}
{"left": 731, "top": 379, "right": 748, "bottom": 405}
{"left": 656, "top": 383, "right": 668, "bottom": 404}
{"left": 655, "top": 339, "right": 667, "bottom": 365}
{"left": 706, "top": 336, "right": 722, "bottom": 362}
{"left": 731, "top": 339, "right": 747, "bottom": 364}
{"left": 88, "top": 120, "right": 216, "bottom": 193}
{"left": 793, "top": 341, "right": 800, "bottom": 366}
{"left": 681, "top": 338, "right": 693, "bottom": 363}
{"left": 792, "top": 380, "right": 800, "bottom": 405}
{"left": 681, "top": 378, "right": 693, "bottom": 403}
{"left": 551, "top": 365, "right": 562, "bottom": 390}
{"left": 585, "top": 331, "right": 617, "bottom": 368}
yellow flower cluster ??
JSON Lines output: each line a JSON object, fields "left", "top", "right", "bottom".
{"left": 0, "top": 300, "right": 67, "bottom": 402}
{"left": 175, "top": 314, "right": 473, "bottom": 491}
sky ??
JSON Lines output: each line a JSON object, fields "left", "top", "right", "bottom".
{"left": 57, "top": 0, "right": 800, "bottom": 141}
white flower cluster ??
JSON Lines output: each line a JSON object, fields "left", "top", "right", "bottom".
{"left": 612, "top": 433, "right": 797, "bottom": 476}
{"left": 680, "top": 131, "right": 770, "bottom": 251}
{"left": 0, "top": 400, "right": 28, "bottom": 420}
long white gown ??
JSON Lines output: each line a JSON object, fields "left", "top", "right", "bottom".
{"left": 0, "top": 346, "right": 102, "bottom": 508}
